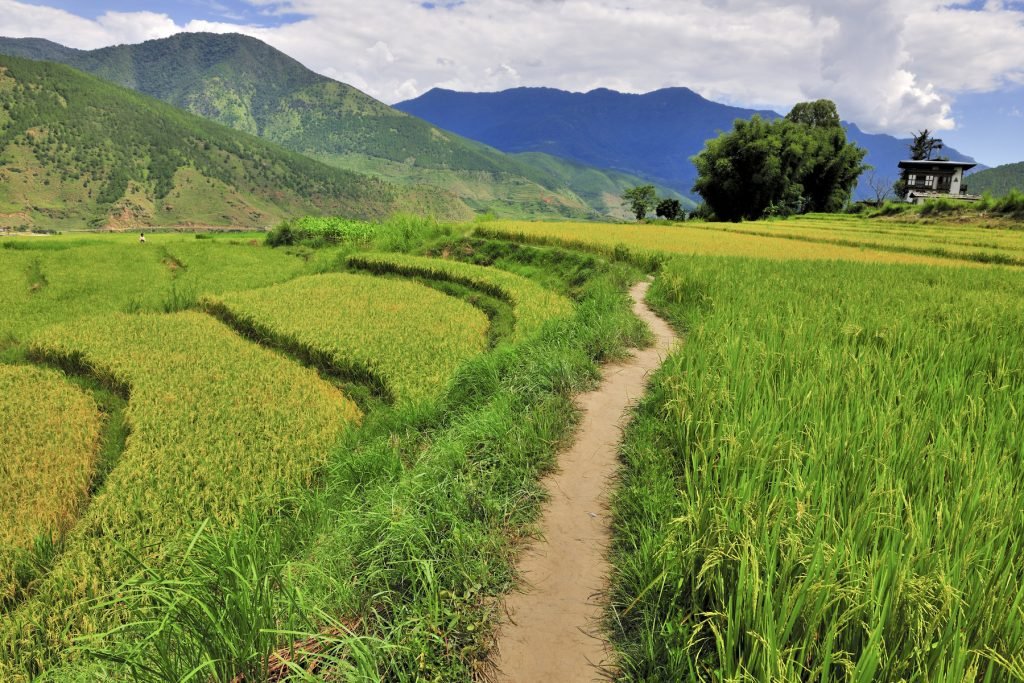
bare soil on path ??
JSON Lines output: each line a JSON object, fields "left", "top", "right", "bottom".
{"left": 492, "top": 279, "right": 677, "bottom": 682}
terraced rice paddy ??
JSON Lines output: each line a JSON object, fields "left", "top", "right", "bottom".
{"left": 2, "top": 311, "right": 360, "bottom": 670}
{"left": 0, "top": 227, "right": 583, "bottom": 679}
{"left": 203, "top": 273, "right": 489, "bottom": 402}
{"left": 0, "top": 365, "right": 101, "bottom": 606}
{"left": 4, "top": 213, "right": 1023, "bottom": 681}
{"left": 478, "top": 220, "right": 990, "bottom": 267}
{"left": 0, "top": 233, "right": 309, "bottom": 342}
{"left": 347, "top": 252, "right": 575, "bottom": 341}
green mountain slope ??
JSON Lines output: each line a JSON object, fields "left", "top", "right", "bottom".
{"left": 511, "top": 152, "right": 694, "bottom": 218}
{"left": 966, "top": 162, "right": 1024, "bottom": 197}
{"left": 0, "top": 55, "right": 463, "bottom": 231}
{"left": 0, "top": 33, "right": 664, "bottom": 218}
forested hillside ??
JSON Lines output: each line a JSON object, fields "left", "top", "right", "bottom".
{"left": 967, "top": 161, "right": 1024, "bottom": 197}
{"left": 0, "top": 34, "right": 666, "bottom": 218}
{"left": 0, "top": 55, "right": 462, "bottom": 230}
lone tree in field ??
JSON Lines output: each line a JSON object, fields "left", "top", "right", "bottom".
{"left": 656, "top": 198, "right": 684, "bottom": 221}
{"left": 691, "top": 99, "right": 867, "bottom": 221}
{"left": 622, "top": 184, "right": 658, "bottom": 220}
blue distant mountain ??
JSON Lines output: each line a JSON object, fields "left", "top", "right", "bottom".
{"left": 396, "top": 87, "right": 982, "bottom": 201}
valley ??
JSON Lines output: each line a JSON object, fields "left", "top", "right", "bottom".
{"left": 2, "top": 19, "right": 1023, "bottom": 683}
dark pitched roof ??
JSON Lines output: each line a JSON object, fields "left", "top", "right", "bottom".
{"left": 898, "top": 159, "right": 977, "bottom": 170}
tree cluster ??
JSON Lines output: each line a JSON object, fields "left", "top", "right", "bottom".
{"left": 621, "top": 185, "right": 685, "bottom": 221}
{"left": 690, "top": 99, "right": 867, "bottom": 222}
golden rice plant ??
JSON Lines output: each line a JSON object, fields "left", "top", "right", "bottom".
{"left": 1, "top": 311, "right": 360, "bottom": 673}
{"left": 0, "top": 365, "right": 101, "bottom": 606}
{"left": 347, "top": 252, "right": 574, "bottom": 341}
{"left": 476, "top": 220, "right": 991, "bottom": 267}
{"left": 683, "top": 214, "right": 1024, "bottom": 266}
{"left": 203, "top": 272, "right": 489, "bottom": 403}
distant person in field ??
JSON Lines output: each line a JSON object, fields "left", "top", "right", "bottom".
{"left": 139, "top": 232, "right": 146, "bottom": 244}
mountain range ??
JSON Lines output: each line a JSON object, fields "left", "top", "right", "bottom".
{"left": 0, "top": 31, "right": 1010, "bottom": 231}
{"left": 0, "top": 33, "right": 677, "bottom": 220}
{"left": 395, "top": 87, "right": 983, "bottom": 202}
{"left": 0, "top": 54, "right": 458, "bottom": 230}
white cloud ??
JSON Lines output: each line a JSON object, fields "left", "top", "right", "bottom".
{"left": 3, "top": 0, "right": 1024, "bottom": 137}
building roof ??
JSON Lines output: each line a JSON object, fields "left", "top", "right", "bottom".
{"left": 898, "top": 159, "right": 977, "bottom": 170}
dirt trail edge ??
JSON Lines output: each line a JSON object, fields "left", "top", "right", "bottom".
{"left": 493, "top": 279, "right": 677, "bottom": 682}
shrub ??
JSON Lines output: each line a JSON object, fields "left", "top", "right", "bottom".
{"left": 266, "top": 216, "right": 375, "bottom": 247}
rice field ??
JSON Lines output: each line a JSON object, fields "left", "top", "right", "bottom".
{"left": 203, "top": 272, "right": 489, "bottom": 402}
{"left": 0, "top": 233, "right": 311, "bottom": 342}
{"left": 612, "top": 255, "right": 1024, "bottom": 680}
{"left": 2, "top": 311, "right": 360, "bottom": 672}
{"left": 347, "top": 252, "right": 575, "bottom": 341}
{"left": 689, "top": 213, "right": 1024, "bottom": 266}
{"left": 4, "top": 214, "right": 1023, "bottom": 681}
{"left": 476, "top": 220, "right": 994, "bottom": 267}
{"left": 0, "top": 365, "right": 102, "bottom": 607}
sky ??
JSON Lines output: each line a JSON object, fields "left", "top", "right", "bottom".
{"left": 2, "top": 0, "right": 1023, "bottom": 166}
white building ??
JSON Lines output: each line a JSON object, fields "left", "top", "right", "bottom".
{"left": 898, "top": 160, "right": 979, "bottom": 204}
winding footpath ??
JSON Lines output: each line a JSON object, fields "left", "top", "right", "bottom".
{"left": 493, "top": 279, "right": 678, "bottom": 682}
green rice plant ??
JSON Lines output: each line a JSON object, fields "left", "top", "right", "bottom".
{"left": 0, "top": 365, "right": 102, "bottom": 608}
{"left": 612, "top": 255, "right": 1024, "bottom": 681}
{"left": 203, "top": 272, "right": 489, "bottom": 403}
{"left": 0, "top": 312, "right": 360, "bottom": 678}
{"left": 346, "top": 252, "right": 574, "bottom": 342}
{"left": 0, "top": 233, "right": 313, "bottom": 343}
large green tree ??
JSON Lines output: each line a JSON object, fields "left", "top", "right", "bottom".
{"left": 656, "top": 198, "right": 684, "bottom": 221}
{"left": 691, "top": 100, "right": 867, "bottom": 221}
{"left": 622, "top": 184, "right": 658, "bottom": 220}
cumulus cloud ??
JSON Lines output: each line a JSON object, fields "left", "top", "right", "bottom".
{"left": 3, "top": 0, "right": 1024, "bottom": 137}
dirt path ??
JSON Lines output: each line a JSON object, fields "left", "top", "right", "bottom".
{"left": 492, "top": 279, "right": 677, "bottom": 682}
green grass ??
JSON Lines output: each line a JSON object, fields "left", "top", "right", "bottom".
{"left": 611, "top": 255, "right": 1024, "bottom": 680}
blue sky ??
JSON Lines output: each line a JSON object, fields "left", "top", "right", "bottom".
{"left": 4, "top": 0, "right": 1024, "bottom": 166}
{"left": 944, "top": 87, "right": 1024, "bottom": 167}
{"left": 32, "top": 0, "right": 306, "bottom": 26}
